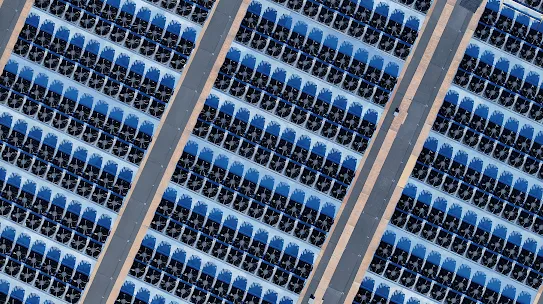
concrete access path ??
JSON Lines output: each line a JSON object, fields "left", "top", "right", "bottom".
{"left": 0, "top": 0, "right": 33, "bottom": 70}
{"left": 300, "top": 0, "right": 485, "bottom": 302}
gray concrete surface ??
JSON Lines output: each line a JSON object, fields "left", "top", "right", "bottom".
{"left": 82, "top": 1, "right": 243, "bottom": 302}
{"left": 301, "top": 0, "right": 482, "bottom": 302}
{"left": 0, "top": 0, "right": 27, "bottom": 58}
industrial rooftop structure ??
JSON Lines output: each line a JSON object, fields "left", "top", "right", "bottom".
{"left": 0, "top": 0, "right": 543, "bottom": 304}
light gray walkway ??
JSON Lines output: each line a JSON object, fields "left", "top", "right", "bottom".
{"left": 82, "top": 1, "right": 243, "bottom": 302}
{"left": 301, "top": 0, "right": 482, "bottom": 302}
{"left": 0, "top": 0, "right": 27, "bottom": 58}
